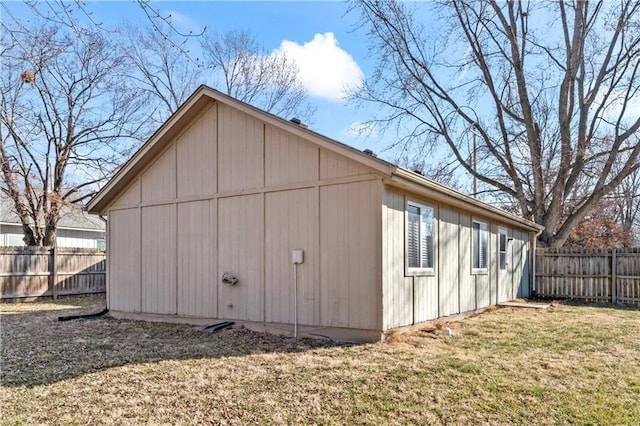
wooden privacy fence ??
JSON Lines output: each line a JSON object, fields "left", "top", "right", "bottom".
{"left": 535, "top": 248, "right": 640, "bottom": 304}
{"left": 0, "top": 247, "right": 106, "bottom": 300}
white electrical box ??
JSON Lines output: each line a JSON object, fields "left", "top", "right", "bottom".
{"left": 292, "top": 249, "right": 304, "bottom": 264}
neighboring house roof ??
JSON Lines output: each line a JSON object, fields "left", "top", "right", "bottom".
{"left": 88, "top": 85, "right": 543, "bottom": 233}
{"left": 0, "top": 194, "right": 105, "bottom": 232}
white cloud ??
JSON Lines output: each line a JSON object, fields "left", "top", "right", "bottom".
{"left": 276, "top": 33, "right": 364, "bottom": 102}
{"left": 341, "top": 121, "right": 378, "bottom": 138}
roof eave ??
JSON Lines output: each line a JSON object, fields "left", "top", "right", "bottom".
{"left": 390, "top": 168, "right": 544, "bottom": 233}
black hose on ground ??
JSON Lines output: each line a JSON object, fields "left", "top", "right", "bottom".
{"left": 58, "top": 308, "right": 109, "bottom": 322}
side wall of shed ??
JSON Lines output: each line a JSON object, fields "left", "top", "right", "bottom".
{"left": 106, "top": 101, "right": 383, "bottom": 332}
{"left": 381, "top": 186, "right": 530, "bottom": 330}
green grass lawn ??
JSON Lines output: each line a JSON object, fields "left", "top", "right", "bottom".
{"left": 1, "top": 296, "right": 639, "bottom": 425}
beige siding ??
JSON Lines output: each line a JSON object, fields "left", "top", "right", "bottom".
{"left": 218, "top": 104, "right": 264, "bottom": 192}
{"left": 514, "top": 230, "right": 529, "bottom": 298}
{"left": 490, "top": 223, "right": 500, "bottom": 306}
{"left": 141, "top": 205, "right": 176, "bottom": 314}
{"left": 458, "top": 214, "right": 476, "bottom": 312}
{"left": 141, "top": 144, "right": 176, "bottom": 204}
{"left": 319, "top": 149, "right": 372, "bottom": 180}
{"left": 217, "top": 194, "right": 264, "bottom": 321}
{"left": 176, "top": 105, "right": 217, "bottom": 198}
{"left": 177, "top": 200, "right": 217, "bottom": 317}
{"left": 320, "top": 181, "right": 380, "bottom": 329}
{"left": 438, "top": 207, "right": 459, "bottom": 317}
{"left": 112, "top": 178, "right": 140, "bottom": 209}
{"left": 381, "top": 185, "right": 535, "bottom": 328}
{"left": 265, "top": 189, "right": 317, "bottom": 324}
{"left": 476, "top": 273, "right": 489, "bottom": 309}
{"left": 413, "top": 276, "right": 438, "bottom": 323}
{"left": 108, "top": 208, "right": 140, "bottom": 312}
{"left": 381, "top": 188, "right": 414, "bottom": 329}
{"left": 265, "top": 125, "right": 319, "bottom": 187}
{"left": 105, "top": 99, "right": 386, "bottom": 332}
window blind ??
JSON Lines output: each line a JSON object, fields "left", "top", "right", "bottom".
{"left": 407, "top": 205, "right": 420, "bottom": 268}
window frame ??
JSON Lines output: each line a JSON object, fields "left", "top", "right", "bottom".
{"left": 471, "top": 218, "right": 489, "bottom": 274}
{"left": 405, "top": 198, "right": 436, "bottom": 276}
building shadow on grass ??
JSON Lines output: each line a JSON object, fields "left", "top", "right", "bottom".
{"left": 0, "top": 298, "right": 346, "bottom": 388}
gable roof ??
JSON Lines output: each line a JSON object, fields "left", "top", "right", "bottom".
{"left": 88, "top": 85, "right": 542, "bottom": 233}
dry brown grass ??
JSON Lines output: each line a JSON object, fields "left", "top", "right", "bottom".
{"left": 1, "top": 296, "right": 639, "bottom": 425}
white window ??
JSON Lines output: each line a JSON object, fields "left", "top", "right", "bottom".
{"left": 472, "top": 220, "right": 488, "bottom": 272}
{"left": 406, "top": 201, "right": 434, "bottom": 273}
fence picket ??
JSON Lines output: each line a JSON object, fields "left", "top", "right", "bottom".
{"left": 536, "top": 248, "right": 640, "bottom": 305}
{"left": 0, "top": 247, "right": 105, "bottom": 300}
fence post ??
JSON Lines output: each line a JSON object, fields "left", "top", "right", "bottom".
{"left": 51, "top": 246, "right": 58, "bottom": 300}
{"left": 611, "top": 248, "right": 617, "bottom": 304}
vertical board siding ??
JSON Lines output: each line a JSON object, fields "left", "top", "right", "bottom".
{"left": 516, "top": 231, "right": 530, "bottom": 298}
{"left": 536, "top": 248, "right": 640, "bottom": 304}
{"left": 265, "top": 125, "right": 319, "bottom": 187}
{"left": 458, "top": 214, "right": 476, "bottom": 313}
{"left": 319, "top": 149, "right": 371, "bottom": 180}
{"left": 177, "top": 200, "right": 216, "bottom": 318}
{"left": 141, "top": 205, "right": 176, "bottom": 314}
{"left": 103, "top": 96, "right": 540, "bottom": 333}
{"left": 176, "top": 105, "right": 217, "bottom": 198}
{"left": 217, "top": 194, "right": 264, "bottom": 321}
{"left": 108, "top": 208, "right": 140, "bottom": 312}
{"left": 141, "top": 144, "right": 176, "bottom": 204}
{"left": 381, "top": 188, "right": 414, "bottom": 329}
{"left": 104, "top": 99, "right": 396, "bottom": 331}
{"left": 320, "top": 181, "right": 379, "bottom": 329}
{"left": 438, "top": 207, "right": 460, "bottom": 317}
{"left": 112, "top": 178, "right": 140, "bottom": 209}
{"left": 218, "top": 104, "right": 264, "bottom": 192}
{"left": 489, "top": 223, "right": 499, "bottom": 305}
{"left": 413, "top": 276, "right": 438, "bottom": 323}
{"left": 476, "top": 275, "right": 490, "bottom": 310}
{"left": 381, "top": 186, "right": 531, "bottom": 328}
{"left": 265, "top": 189, "right": 317, "bottom": 324}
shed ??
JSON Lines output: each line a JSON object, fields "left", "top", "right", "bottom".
{"left": 88, "top": 86, "right": 543, "bottom": 342}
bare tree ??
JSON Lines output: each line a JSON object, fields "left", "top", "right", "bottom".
{"left": 120, "top": 22, "right": 204, "bottom": 127}
{"left": 352, "top": 0, "right": 640, "bottom": 247}
{"left": 200, "top": 30, "right": 315, "bottom": 121}
{"left": 0, "top": 22, "right": 144, "bottom": 246}
{"left": 613, "top": 159, "right": 640, "bottom": 244}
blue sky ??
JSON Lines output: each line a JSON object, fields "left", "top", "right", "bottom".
{"left": 130, "top": 1, "right": 381, "bottom": 152}
{"left": 5, "top": 1, "right": 388, "bottom": 155}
